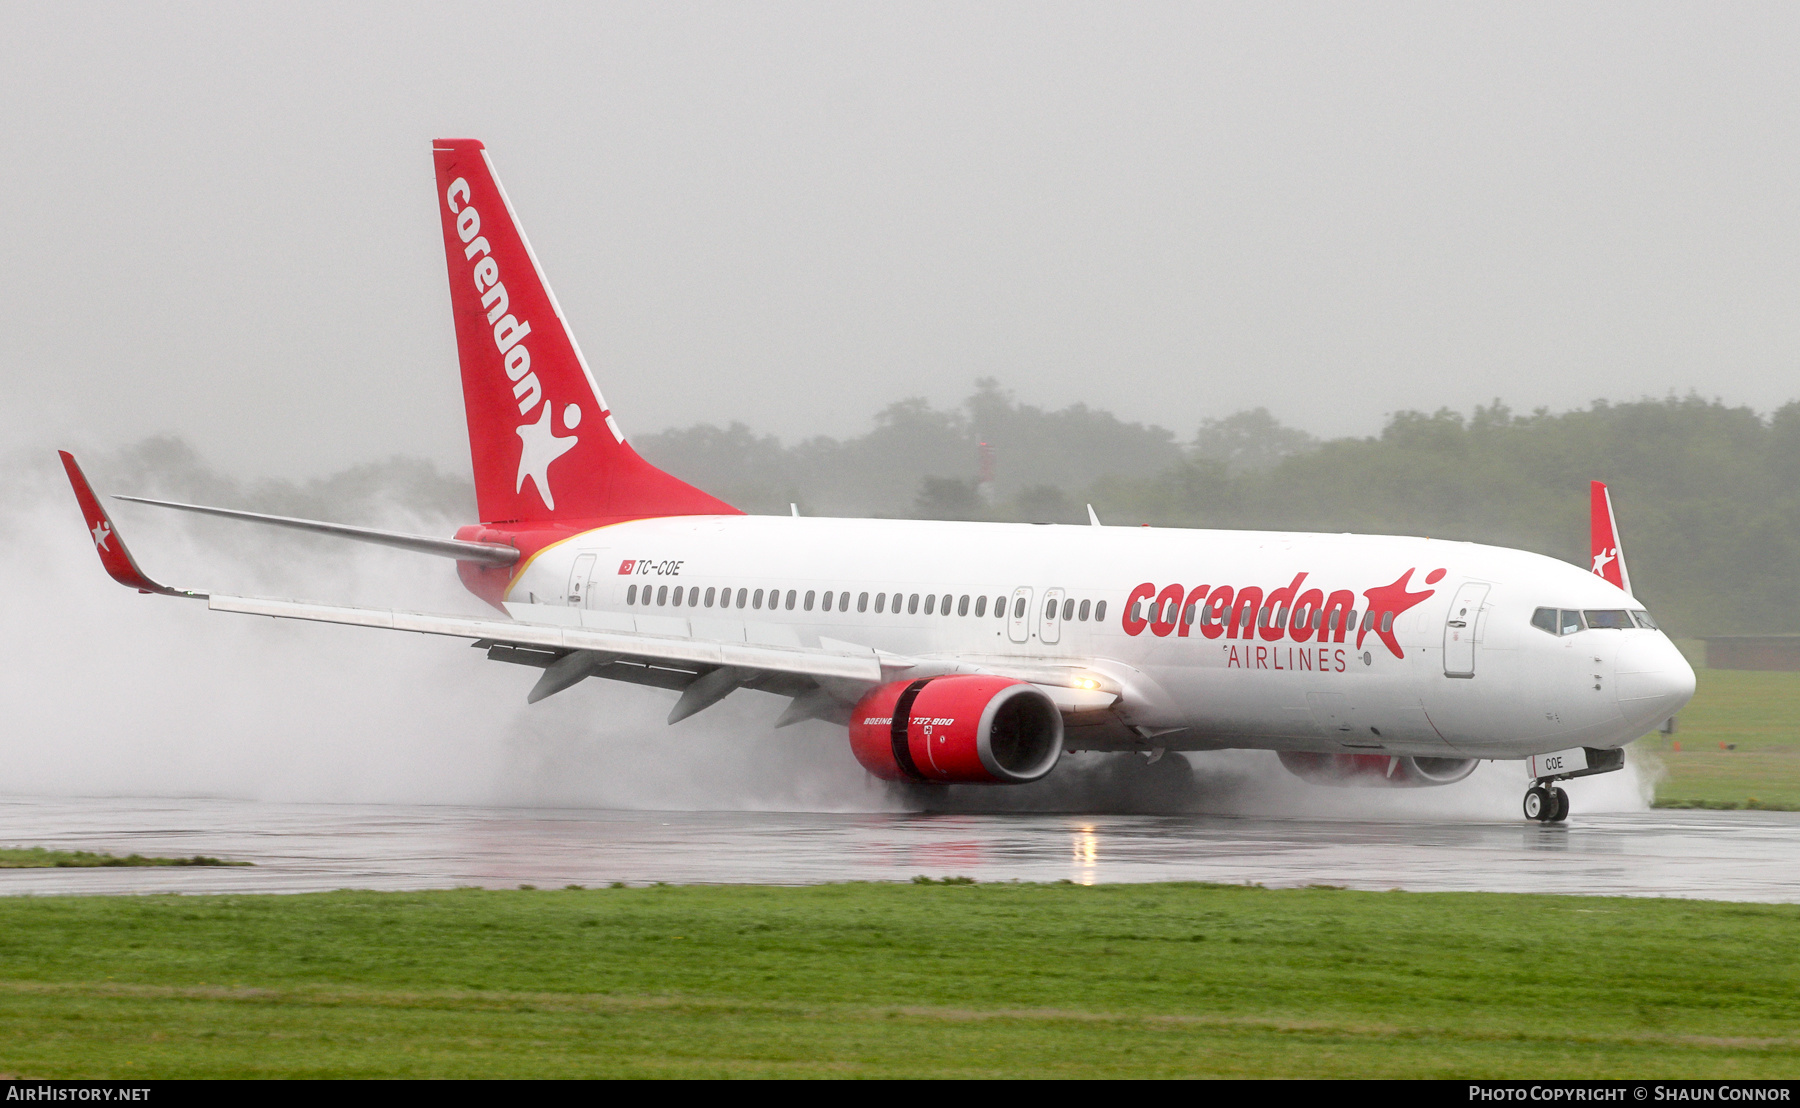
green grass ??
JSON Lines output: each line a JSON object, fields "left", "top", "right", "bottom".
{"left": 0, "top": 884, "right": 1795, "bottom": 1078}
{"left": 1636, "top": 666, "right": 1800, "bottom": 809}
{"left": 0, "top": 848, "right": 249, "bottom": 869}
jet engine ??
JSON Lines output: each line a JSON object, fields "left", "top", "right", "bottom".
{"left": 1277, "top": 751, "right": 1479, "bottom": 788}
{"left": 849, "top": 675, "right": 1064, "bottom": 785}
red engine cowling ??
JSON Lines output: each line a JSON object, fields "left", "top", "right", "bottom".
{"left": 848, "top": 675, "right": 1064, "bottom": 785}
{"left": 1277, "top": 751, "right": 1479, "bottom": 788}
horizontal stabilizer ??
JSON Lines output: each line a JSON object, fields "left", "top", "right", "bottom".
{"left": 113, "top": 495, "right": 519, "bottom": 566}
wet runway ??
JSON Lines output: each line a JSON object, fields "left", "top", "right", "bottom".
{"left": 0, "top": 795, "right": 1795, "bottom": 901}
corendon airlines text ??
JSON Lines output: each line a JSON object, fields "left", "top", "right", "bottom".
{"left": 1121, "top": 567, "right": 1447, "bottom": 662}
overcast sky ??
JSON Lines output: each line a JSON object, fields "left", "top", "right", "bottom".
{"left": 5, "top": 2, "right": 1798, "bottom": 478}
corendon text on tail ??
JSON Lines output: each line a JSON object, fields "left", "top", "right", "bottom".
{"left": 59, "top": 138, "right": 1696, "bottom": 824}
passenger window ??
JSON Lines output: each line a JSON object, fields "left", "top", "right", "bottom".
{"left": 875, "top": 592, "right": 886, "bottom": 614}
{"left": 1257, "top": 607, "right": 1270, "bottom": 629}
{"left": 820, "top": 591, "right": 832, "bottom": 612}
{"left": 840, "top": 592, "right": 850, "bottom": 611}
{"left": 942, "top": 594, "right": 953, "bottom": 615}
{"left": 1380, "top": 612, "right": 1393, "bottom": 632}
{"left": 626, "top": 584, "right": 637, "bottom": 605}
{"left": 691, "top": 588, "right": 701, "bottom": 607}
{"left": 1045, "top": 598, "right": 1057, "bottom": 620}
{"left": 1531, "top": 607, "right": 1558, "bottom": 635}
{"left": 1094, "top": 601, "right": 1107, "bottom": 622}
{"left": 703, "top": 587, "right": 714, "bottom": 608}
{"left": 958, "top": 595, "right": 970, "bottom": 617}
{"left": 1560, "top": 609, "right": 1584, "bottom": 635}
{"left": 736, "top": 588, "right": 748, "bottom": 609}
{"left": 995, "top": 595, "right": 1007, "bottom": 616}
{"left": 1013, "top": 596, "right": 1027, "bottom": 619}
{"left": 1080, "top": 599, "right": 1092, "bottom": 622}
{"left": 656, "top": 585, "right": 668, "bottom": 606}
{"left": 671, "top": 586, "right": 684, "bottom": 606}
{"left": 925, "top": 594, "right": 937, "bottom": 616}
{"left": 786, "top": 590, "right": 797, "bottom": 610}
{"left": 752, "top": 588, "right": 763, "bottom": 610}
{"left": 908, "top": 593, "right": 920, "bottom": 615}
{"left": 858, "top": 592, "right": 869, "bottom": 613}
{"left": 1632, "top": 610, "right": 1659, "bottom": 630}
{"left": 804, "top": 590, "right": 816, "bottom": 611}
{"left": 975, "top": 595, "right": 987, "bottom": 617}
{"left": 1062, "top": 598, "right": 1075, "bottom": 622}
{"left": 1584, "top": 610, "right": 1632, "bottom": 630}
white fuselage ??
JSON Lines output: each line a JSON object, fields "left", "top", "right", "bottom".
{"left": 500, "top": 516, "right": 1695, "bottom": 759}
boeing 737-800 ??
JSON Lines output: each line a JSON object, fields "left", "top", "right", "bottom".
{"left": 61, "top": 139, "right": 1695, "bottom": 822}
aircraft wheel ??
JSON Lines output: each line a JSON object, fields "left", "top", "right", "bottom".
{"left": 1523, "top": 785, "right": 1551, "bottom": 821}
{"left": 1550, "top": 787, "right": 1570, "bottom": 823}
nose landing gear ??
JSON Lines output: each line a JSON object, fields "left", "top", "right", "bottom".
{"left": 1523, "top": 784, "right": 1570, "bottom": 823}
{"left": 1521, "top": 745, "right": 1623, "bottom": 824}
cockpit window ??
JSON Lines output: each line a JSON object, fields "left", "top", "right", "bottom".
{"left": 1584, "top": 610, "right": 1633, "bottom": 630}
{"left": 1531, "top": 607, "right": 1558, "bottom": 635}
{"left": 1631, "top": 610, "right": 1660, "bottom": 630}
{"left": 1559, "top": 609, "right": 1585, "bottom": 635}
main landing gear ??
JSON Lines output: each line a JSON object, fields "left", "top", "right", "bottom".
{"left": 1523, "top": 784, "right": 1570, "bottom": 823}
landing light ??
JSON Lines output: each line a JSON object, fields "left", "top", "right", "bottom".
{"left": 1073, "top": 678, "right": 1100, "bottom": 690}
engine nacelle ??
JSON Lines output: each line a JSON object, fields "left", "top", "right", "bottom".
{"left": 849, "top": 675, "right": 1064, "bottom": 785}
{"left": 1277, "top": 751, "right": 1479, "bottom": 788}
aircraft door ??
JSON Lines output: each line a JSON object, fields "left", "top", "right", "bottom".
{"left": 1040, "top": 588, "right": 1066, "bottom": 644}
{"left": 1442, "top": 582, "right": 1490, "bottom": 677}
{"left": 567, "top": 553, "right": 597, "bottom": 607}
{"left": 1008, "top": 587, "right": 1033, "bottom": 644}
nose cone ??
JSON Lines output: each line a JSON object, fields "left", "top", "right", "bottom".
{"left": 1616, "top": 634, "right": 1697, "bottom": 732}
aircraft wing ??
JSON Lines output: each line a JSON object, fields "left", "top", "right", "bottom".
{"left": 64, "top": 451, "right": 1118, "bottom": 723}
{"left": 207, "top": 594, "right": 1116, "bottom": 721}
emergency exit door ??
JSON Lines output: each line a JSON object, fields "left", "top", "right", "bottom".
{"left": 1040, "top": 588, "right": 1066, "bottom": 644}
{"left": 1008, "top": 587, "right": 1033, "bottom": 644}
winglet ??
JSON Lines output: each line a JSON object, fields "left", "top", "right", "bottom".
{"left": 1087, "top": 504, "right": 1103, "bottom": 528}
{"left": 1589, "top": 480, "right": 1632, "bottom": 596}
{"left": 58, "top": 452, "right": 205, "bottom": 598}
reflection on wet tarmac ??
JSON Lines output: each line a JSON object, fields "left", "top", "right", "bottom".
{"left": 0, "top": 795, "right": 1794, "bottom": 901}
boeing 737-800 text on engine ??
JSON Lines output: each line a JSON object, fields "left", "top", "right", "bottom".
{"left": 61, "top": 139, "right": 1695, "bottom": 822}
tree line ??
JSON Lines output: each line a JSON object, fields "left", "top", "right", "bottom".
{"left": 635, "top": 382, "right": 1800, "bottom": 637}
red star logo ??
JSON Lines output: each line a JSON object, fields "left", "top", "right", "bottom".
{"left": 1357, "top": 568, "right": 1441, "bottom": 659}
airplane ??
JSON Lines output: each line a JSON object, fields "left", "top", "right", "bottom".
{"left": 60, "top": 138, "right": 1696, "bottom": 823}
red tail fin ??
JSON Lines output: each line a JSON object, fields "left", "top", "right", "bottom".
{"left": 1589, "top": 480, "right": 1632, "bottom": 595}
{"left": 431, "top": 139, "right": 739, "bottom": 525}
